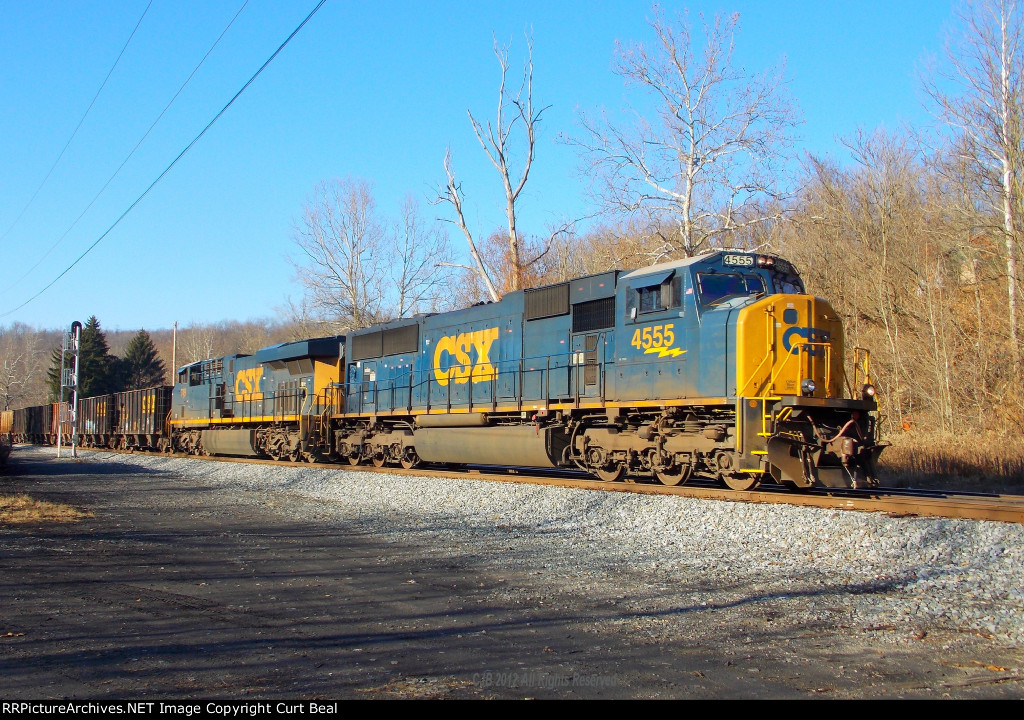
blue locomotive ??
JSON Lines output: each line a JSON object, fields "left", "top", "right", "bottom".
{"left": 317, "top": 249, "right": 882, "bottom": 489}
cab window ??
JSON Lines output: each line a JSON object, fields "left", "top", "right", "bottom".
{"left": 697, "top": 273, "right": 765, "bottom": 307}
{"left": 638, "top": 285, "right": 664, "bottom": 313}
{"left": 633, "top": 275, "right": 683, "bottom": 317}
{"left": 772, "top": 275, "right": 805, "bottom": 294}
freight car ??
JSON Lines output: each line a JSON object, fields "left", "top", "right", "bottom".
{"left": 0, "top": 409, "right": 11, "bottom": 465}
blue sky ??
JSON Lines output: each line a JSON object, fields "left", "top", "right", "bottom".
{"left": 0, "top": 1, "right": 956, "bottom": 331}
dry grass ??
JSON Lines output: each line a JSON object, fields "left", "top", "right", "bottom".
{"left": 0, "top": 494, "right": 92, "bottom": 525}
{"left": 878, "top": 431, "right": 1024, "bottom": 494}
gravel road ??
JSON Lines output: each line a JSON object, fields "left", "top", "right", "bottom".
{"left": 2, "top": 446, "right": 1022, "bottom": 699}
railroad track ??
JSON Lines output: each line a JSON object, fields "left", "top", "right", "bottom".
{"left": 25, "top": 444, "right": 1024, "bottom": 525}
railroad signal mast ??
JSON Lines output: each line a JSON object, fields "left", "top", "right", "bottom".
{"left": 57, "top": 321, "right": 82, "bottom": 458}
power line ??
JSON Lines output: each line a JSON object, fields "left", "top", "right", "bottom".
{"left": 0, "top": 1, "right": 155, "bottom": 245}
{"left": 1, "top": 0, "right": 251, "bottom": 297}
{"left": 0, "top": 0, "right": 329, "bottom": 320}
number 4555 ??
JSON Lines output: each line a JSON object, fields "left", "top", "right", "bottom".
{"left": 631, "top": 323, "right": 675, "bottom": 350}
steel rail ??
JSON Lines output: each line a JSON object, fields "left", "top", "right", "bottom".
{"left": 25, "top": 445, "right": 1024, "bottom": 525}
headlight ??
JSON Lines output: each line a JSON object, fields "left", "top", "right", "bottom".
{"left": 757, "top": 255, "right": 776, "bottom": 268}
{"left": 861, "top": 383, "right": 877, "bottom": 400}
{"left": 800, "top": 378, "right": 816, "bottom": 396}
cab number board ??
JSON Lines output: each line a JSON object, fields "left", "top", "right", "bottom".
{"left": 723, "top": 254, "right": 753, "bottom": 266}
{"left": 631, "top": 323, "right": 675, "bottom": 350}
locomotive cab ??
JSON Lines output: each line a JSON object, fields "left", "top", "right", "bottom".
{"left": 607, "top": 251, "right": 883, "bottom": 490}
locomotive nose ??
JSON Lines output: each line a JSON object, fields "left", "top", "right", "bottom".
{"left": 735, "top": 295, "right": 844, "bottom": 400}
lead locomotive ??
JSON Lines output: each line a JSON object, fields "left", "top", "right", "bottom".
{"left": 165, "top": 250, "right": 884, "bottom": 490}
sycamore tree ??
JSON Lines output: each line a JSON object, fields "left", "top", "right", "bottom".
{"left": 570, "top": 7, "right": 801, "bottom": 258}
{"left": 922, "top": 0, "right": 1024, "bottom": 375}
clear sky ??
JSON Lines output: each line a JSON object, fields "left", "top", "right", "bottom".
{"left": 0, "top": 0, "right": 957, "bottom": 332}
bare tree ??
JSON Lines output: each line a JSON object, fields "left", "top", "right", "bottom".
{"left": 392, "top": 196, "right": 454, "bottom": 317}
{"left": 922, "top": 0, "right": 1024, "bottom": 375}
{"left": 0, "top": 323, "right": 40, "bottom": 410}
{"left": 291, "top": 178, "right": 390, "bottom": 330}
{"left": 570, "top": 7, "right": 800, "bottom": 256}
{"left": 293, "top": 178, "right": 457, "bottom": 328}
{"left": 180, "top": 323, "right": 220, "bottom": 365}
{"left": 436, "top": 34, "right": 556, "bottom": 298}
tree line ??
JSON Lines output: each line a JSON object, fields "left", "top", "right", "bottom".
{"left": 44, "top": 316, "right": 166, "bottom": 402}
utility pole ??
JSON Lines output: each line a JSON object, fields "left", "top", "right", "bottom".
{"left": 172, "top": 321, "right": 177, "bottom": 377}
{"left": 57, "top": 321, "right": 82, "bottom": 458}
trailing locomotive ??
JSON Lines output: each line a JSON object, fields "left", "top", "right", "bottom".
{"left": 168, "top": 336, "right": 342, "bottom": 460}
{"left": 9, "top": 250, "right": 884, "bottom": 491}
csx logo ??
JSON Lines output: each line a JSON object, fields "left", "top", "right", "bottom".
{"left": 433, "top": 327, "right": 499, "bottom": 387}
{"left": 235, "top": 367, "right": 264, "bottom": 401}
{"left": 782, "top": 326, "right": 830, "bottom": 355}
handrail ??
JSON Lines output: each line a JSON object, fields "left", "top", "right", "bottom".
{"left": 330, "top": 347, "right": 612, "bottom": 417}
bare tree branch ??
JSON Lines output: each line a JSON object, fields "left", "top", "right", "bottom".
{"left": 567, "top": 7, "right": 801, "bottom": 257}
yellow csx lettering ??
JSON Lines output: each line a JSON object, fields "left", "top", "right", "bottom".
{"left": 433, "top": 327, "right": 500, "bottom": 387}
{"left": 234, "top": 367, "right": 264, "bottom": 401}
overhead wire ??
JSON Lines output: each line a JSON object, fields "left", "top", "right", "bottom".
{"left": 0, "top": 0, "right": 155, "bottom": 245}
{"left": 0, "top": 0, "right": 251, "bottom": 297}
{"left": 0, "top": 0, "right": 329, "bottom": 319}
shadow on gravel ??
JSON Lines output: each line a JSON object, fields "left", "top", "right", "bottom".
{"left": 0, "top": 504, "right": 921, "bottom": 699}
{"left": 1, "top": 448, "right": 169, "bottom": 479}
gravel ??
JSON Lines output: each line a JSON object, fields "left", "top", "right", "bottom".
{"left": 73, "top": 450, "right": 1024, "bottom": 647}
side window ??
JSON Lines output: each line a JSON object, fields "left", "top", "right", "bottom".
{"left": 632, "top": 274, "right": 683, "bottom": 318}
{"left": 638, "top": 284, "right": 664, "bottom": 313}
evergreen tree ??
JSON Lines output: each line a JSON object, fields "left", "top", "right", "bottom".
{"left": 46, "top": 316, "right": 120, "bottom": 400}
{"left": 120, "top": 329, "right": 166, "bottom": 390}
{"left": 45, "top": 346, "right": 70, "bottom": 402}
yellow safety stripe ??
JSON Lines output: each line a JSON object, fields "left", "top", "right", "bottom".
{"left": 329, "top": 397, "right": 732, "bottom": 419}
{"left": 169, "top": 415, "right": 299, "bottom": 427}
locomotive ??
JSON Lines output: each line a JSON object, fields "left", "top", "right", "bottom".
{"left": 11, "top": 250, "right": 885, "bottom": 491}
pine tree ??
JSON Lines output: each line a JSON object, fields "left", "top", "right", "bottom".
{"left": 120, "top": 330, "right": 166, "bottom": 390}
{"left": 45, "top": 346, "right": 70, "bottom": 402}
{"left": 46, "top": 316, "right": 120, "bottom": 400}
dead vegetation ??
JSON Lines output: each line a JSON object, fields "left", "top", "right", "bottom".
{"left": 879, "top": 432, "right": 1024, "bottom": 494}
{"left": 0, "top": 494, "right": 92, "bottom": 525}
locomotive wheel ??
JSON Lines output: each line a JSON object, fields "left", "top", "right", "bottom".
{"left": 656, "top": 463, "right": 693, "bottom": 487}
{"left": 595, "top": 463, "right": 626, "bottom": 482}
{"left": 346, "top": 454, "right": 361, "bottom": 466}
{"left": 371, "top": 455, "right": 387, "bottom": 468}
{"left": 721, "top": 472, "right": 760, "bottom": 491}
{"left": 400, "top": 451, "right": 420, "bottom": 470}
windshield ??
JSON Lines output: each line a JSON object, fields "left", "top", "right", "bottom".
{"left": 772, "top": 273, "right": 804, "bottom": 294}
{"left": 697, "top": 272, "right": 765, "bottom": 307}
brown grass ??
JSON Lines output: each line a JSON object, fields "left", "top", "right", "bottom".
{"left": 878, "top": 431, "right": 1024, "bottom": 494}
{"left": 0, "top": 494, "right": 92, "bottom": 524}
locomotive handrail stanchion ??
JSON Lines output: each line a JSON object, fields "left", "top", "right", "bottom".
{"left": 600, "top": 331, "right": 607, "bottom": 403}
{"left": 518, "top": 358, "right": 524, "bottom": 413}
{"left": 545, "top": 355, "right": 550, "bottom": 411}
{"left": 403, "top": 368, "right": 411, "bottom": 413}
